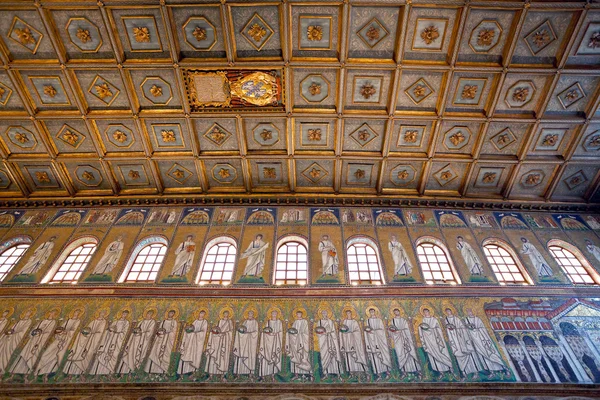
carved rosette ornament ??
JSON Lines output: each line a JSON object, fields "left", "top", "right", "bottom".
{"left": 260, "top": 129, "right": 272, "bottom": 141}
{"left": 512, "top": 87, "right": 529, "bottom": 103}
{"left": 309, "top": 168, "right": 321, "bottom": 179}
{"left": 477, "top": 28, "right": 495, "bottom": 47}
{"left": 420, "top": 25, "right": 440, "bottom": 45}
{"left": 440, "top": 170, "right": 453, "bottom": 181}
{"left": 95, "top": 83, "right": 113, "bottom": 100}
{"left": 589, "top": 32, "right": 600, "bottom": 49}
{"left": 461, "top": 85, "right": 478, "bottom": 100}
{"left": 541, "top": 134, "right": 558, "bottom": 147}
{"left": 149, "top": 84, "right": 162, "bottom": 97}
{"left": 218, "top": 168, "right": 230, "bottom": 179}
{"left": 357, "top": 130, "right": 371, "bottom": 142}
{"left": 113, "top": 130, "right": 128, "bottom": 143}
{"left": 404, "top": 130, "right": 418, "bottom": 143}
{"left": 247, "top": 24, "right": 267, "bottom": 42}
{"left": 172, "top": 169, "right": 185, "bottom": 179}
{"left": 133, "top": 26, "right": 151, "bottom": 43}
{"left": 360, "top": 84, "right": 377, "bottom": 100}
{"left": 307, "top": 129, "right": 322, "bottom": 141}
{"left": 128, "top": 170, "right": 141, "bottom": 180}
{"left": 14, "top": 27, "right": 35, "bottom": 45}
{"left": 44, "top": 85, "right": 57, "bottom": 98}
{"left": 449, "top": 131, "right": 465, "bottom": 146}
{"left": 161, "top": 130, "right": 176, "bottom": 143}
{"left": 525, "top": 173, "right": 541, "bottom": 186}
{"left": 397, "top": 170, "right": 409, "bottom": 180}
{"left": 565, "top": 90, "right": 580, "bottom": 102}
{"left": 76, "top": 28, "right": 92, "bottom": 43}
{"left": 588, "top": 135, "right": 600, "bottom": 148}
{"left": 308, "top": 83, "right": 321, "bottom": 96}
{"left": 14, "top": 133, "right": 29, "bottom": 144}
{"left": 263, "top": 167, "right": 277, "bottom": 179}
{"left": 208, "top": 127, "right": 226, "bottom": 145}
{"left": 532, "top": 29, "right": 551, "bottom": 49}
{"left": 192, "top": 26, "right": 207, "bottom": 42}
{"left": 366, "top": 26, "right": 380, "bottom": 41}
{"left": 35, "top": 171, "right": 51, "bottom": 183}
{"left": 61, "top": 130, "right": 79, "bottom": 146}
{"left": 307, "top": 25, "right": 323, "bottom": 41}
{"left": 482, "top": 172, "right": 496, "bottom": 184}
{"left": 81, "top": 171, "right": 95, "bottom": 182}
{"left": 354, "top": 169, "right": 366, "bottom": 180}
{"left": 413, "top": 85, "right": 426, "bottom": 98}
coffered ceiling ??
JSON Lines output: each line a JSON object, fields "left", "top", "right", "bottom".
{"left": 0, "top": 0, "right": 599, "bottom": 207}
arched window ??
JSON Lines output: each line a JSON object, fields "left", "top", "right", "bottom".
{"left": 0, "top": 236, "right": 32, "bottom": 282}
{"left": 482, "top": 239, "right": 532, "bottom": 285}
{"left": 415, "top": 237, "right": 461, "bottom": 284}
{"left": 196, "top": 236, "right": 237, "bottom": 285}
{"left": 346, "top": 237, "right": 384, "bottom": 285}
{"left": 547, "top": 240, "right": 599, "bottom": 285}
{"left": 118, "top": 236, "right": 168, "bottom": 283}
{"left": 42, "top": 236, "right": 99, "bottom": 284}
{"left": 274, "top": 236, "right": 308, "bottom": 285}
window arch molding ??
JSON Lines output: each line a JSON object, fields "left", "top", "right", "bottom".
{"left": 345, "top": 235, "right": 385, "bottom": 285}
{"left": 117, "top": 235, "right": 168, "bottom": 283}
{"left": 0, "top": 235, "right": 32, "bottom": 282}
{"left": 547, "top": 239, "right": 600, "bottom": 285}
{"left": 273, "top": 234, "right": 309, "bottom": 286}
{"left": 481, "top": 238, "right": 532, "bottom": 285}
{"left": 195, "top": 235, "right": 238, "bottom": 285}
{"left": 415, "top": 236, "right": 461, "bottom": 284}
{"left": 41, "top": 235, "right": 99, "bottom": 284}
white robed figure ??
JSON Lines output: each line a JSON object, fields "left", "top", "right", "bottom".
{"left": 240, "top": 235, "right": 269, "bottom": 276}
{"left": 118, "top": 310, "right": 156, "bottom": 374}
{"left": 171, "top": 236, "right": 195, "bottom": 276}
{"left": 204, "top": 310, "right": 233, "bottom": 377}
{"left": 520, "top": 237, "right": 553, "bottom": 277}
{"left": 456, "top": 236, "right": 483, "bottom": 275}
{"left": 389, "top": 235, "right": 413, "bottom": 276}
{"left": 286, "top": 311, "right": 312, "bottom": 376}
{"left": 319, "top": 235, "right": 339, "bottom": 275}
{"left": 145, "top": 310, "right": 178, "bottom": 374}
{"left": 233, "top": 311, "right": 259, "bottom": 375}
{"left": 443, "top": 308, "right": 479, "bottom": 377}
{"left": 586, "top": 240, "right": 600, "bottom": 263}
{"left": 36, "top": 310, "right": 82, "bottom": 376}
{"left": 18, "top": 237, "right": 56, "bottom": 275}
{"left": 259, "top": 311, "right": 282, "bottom": 378}
{"left": 389, "top": 309, "right": 420, "bottom": 373}
{"left": 0, "top": 309, "right": 33, "bottom": 373}
{"left": 316, "top": 310, "right": 342, "bottom": 376}
{"left": 178, "top": 310, "right": 208, "bottom": 375}
{"left": 0, "top": 310, "right": 10, "bottom": 334}
{"left": 92, "top": 237, "right": 124, "bottom": 274}
{"left": 464, "top": 309, "right": 506, "bottom": 373}
{"left": 339, "top": 310, "right": 368, "bottom": 374}
{"left": 418, "top": 308, "right": 453, "bottom": 373}
{"left": 11, "top": 308, "right": 59, "bottom": 375}
{"left": 364, "top": 309, "right": 392, "bottom": 377}
{"left": 90, "top": 310, "right": 130, "bottom": 375}
{"left": 64, "top": 309, "right": 109, "bottom": 375}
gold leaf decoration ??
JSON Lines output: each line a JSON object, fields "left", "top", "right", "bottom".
{"left": 307, "top": 25, "right": 323, "bottom": 41}
{"left": 14, "top": 27, "right": 35, "bottom": 45}
{"left": 192, "top": 26, "right": 207, "bottom": 42}
{"left": 308, "top": 82, "right": 321, "bottom": 96}
{"left": 420, "top": 25, "right": 440, "bottom": 45}
{"left": 247, "top": 24, "right": 266, "bottom": 42}
{"left": 133, "top": 26, "right": 150, "bottom": 43}
{"left": 35, "top": 171, "right": 51, "bottom": 183}
{"left": 263, "top": 167, "right": 277, "bottom": 179}
{"left": 61, "top": 130, "right": 79, "bottom": 146}
{"left": 95, "top": 83, "right": 113, "bottom": 100}
{"left": 44, "top": 85, "right": 57, "bottom": 98}
{"left": 161, "top": 130, "right": 176, "bottom": 143}
{"left": 149, "top": 84, "right": 162, "bottom": 97}
{"left": 307, "top": 129, "right": 322, "bottom": 141}
{"left": 81, "top": 170, "right": 95, "bottom": 181}
{"left": 112, "top": 130, "right": 128, "bottom": 143}
{"left": 477, "top": 28, "right": 495, "bottom": 47}
{"left": 482, "top": 172, "right": 496, "bottom": 184}
{"left": 76, "top": 28, "right": 91, "bottom": 43}
{"left": 360, "top": 84, "right": 377, "bottom": 100}
{"left": 128, "top": 169, "right": 140, "bottom": 180}
{"left": 461, "top": 85, "right": 478, "bottom": 100}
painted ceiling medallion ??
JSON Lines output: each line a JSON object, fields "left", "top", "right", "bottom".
{"left": 557, "top": 82, "right": 586, "bottom": 109}
{"left": 490, "top": 128, "right": 516, "bottom": 151}
{"left": 203, "top": 123, "right": 232, "bottom": 147}
{"left": 505, "top": 80, "right": 535, "bottom": 108}
{"left": 346, "top": 163, "right": 374, "bottom": 186}
{"left": 8, "top": 17, "right": 43, "bottom": 54}
{"left": 57, "top": 124, "right": 86, "bottom": 149}
{"left": 182, "top": 17, "right": 217, "bottom": 51}
{"left": 6, "top": 126, "right": 37, "bottom": 149}
{"left": 212, "top": 163, "right": 237, "bottom": 183}
{"left": 576, "top": 22, "right": 600, "bottom": 55}
{"left": 521, "top": 170, "right": 544, "bottom": 187}
{"left": 524, "top": 20, "right": 557, "bottom": 55}
{"left": 299, "top": 16, "right": 332, "bottom": 50}
{"left": 0, "top": 82, "right": 13, "bottom": 106}
{"left": 302, "top": 162, "right": 328, "bottom": 183}
{"left": 433, "top": 164, "right": 457, "bottom": 186}
{"left": 405, "top": 78, "right": 434, "bottom": 105}
{"left": 141, "top": 76, "right": 173, "bottom": 106}
{"left": 88, "top": 75, "right": 120, "bottom": 106}
{"left": 307, "top": 25, "right": 323, "bottom": 41}
{"left": 353, "top": 76, "right": 382, "bottom": 104}
{"left": 397, "top": 125, "right": 425, "bottom": 147}
{"left": 535, "top": 128, "right": 566, "bottom": 151}
{"left": 167, "top": 163, "right": 192, "bottom": 184}
{"left": 413, "top": 18, "right": 447, "bottom": 51}
{"left": 476, "top": 167, "right": 502, "bottom": 188}
{"left": 25, "top": 165, "right": 60, "bottom": 188}
{"left": 30, "top": 76, "right": 70, "bottom": 106}
{"left": 252, "top": 123, "right": 280, "bottom": 146}
{"left": 152, "top": 124, "right": 184, "bottom": 148}
{"left": 241, "top": 13, "right": 274, "bottom": 51}
{"left": 350, "top": 123, "right": 378, "bottom": 147}
{"left": 453, "top": 78, "right": 486, "bottom": 106}
{"left": 443, "top": 126, "right": 471, "bottom": 150}
{"left": 186, "top": 70, "right": 282, "bottom": 110}
{"left": 469, "top": 20, "right": 502, "bottom": 53}
{"left": 357, "top": 17, "right": 389, "bottom": 48}
{"left": 257, "top": 162, "right": 283, "bottom": 184}
{"left": 122, "top": 16, "right": 162, "bottom": 52}
{"left": 390, "top": 164, "right": 416, "bottom": 186}
{"left": 564, "top": 170, "right": 587, "bottom": 190}
{"left": 300, "top": 74, "right": 329, "bottom": 103}
{"left": 66, "top": 18, "right": 102, "bottom": 53}
{"left": 133, "top": 26, "right": 151, "bottom": 43}
{"left": 44, "top": 85, "right": 57, "bottom": 98}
